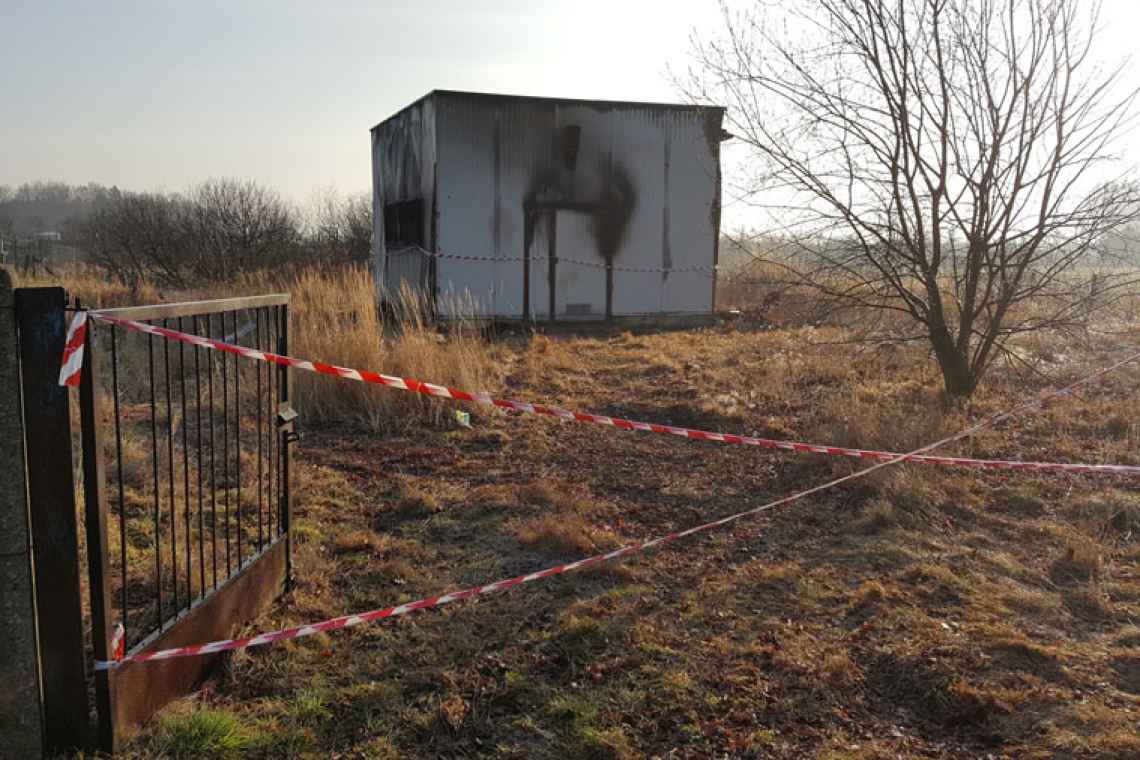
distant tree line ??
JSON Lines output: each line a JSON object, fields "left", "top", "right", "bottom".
{"left": 0, "top": 180, "right": 372, "bottom": 288}
{"left": 0, "top": 181, "right": 114, "bottom": 239}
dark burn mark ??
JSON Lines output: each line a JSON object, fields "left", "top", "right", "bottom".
{"left": 380, "top": 108, "right": 425, "bottom": 202}
{"left": 707, "top": 110, "right": 725, "bottom": 308}
{"left": 702, "top": 108, "right": 730, "bottom": 153}
{"left": 493, "top": 114, "right": 501, "bottom": 257}
{"left": 591, "top": 158, "right": 636, "bottom": 263}
{"left": 522, "top": 152, "right": 636, "bottom": 265}
{"left": 662, "top": 137, "right": 672, "bottom": 279}
{"left": 521, "top": 156, "right": 636, "bottom": 322}
{"left": 522, "top": 167, "right": 561, "bottom": 261}
{"left": 561, "top": 125, "right": 581, "bottom": 171}
{"left": 523, "top": 168, "right": 564, "bottom": 212}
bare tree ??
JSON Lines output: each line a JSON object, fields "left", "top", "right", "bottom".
{"left": 687, "top": 0, "right": 1140, "bottom": 395}
{"left": 182, "top": 179, "right": 300, "bottom": 278}
{"left": 82, "top": 179, "right": 301, "bottom": 286}
{"left": 306, "top": 189, "right": 372, "bottom": 263}
{"left": 81, "top": 190, "right": 189, "bottom": 290}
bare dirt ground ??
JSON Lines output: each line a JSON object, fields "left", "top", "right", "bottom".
{"left": 126, "top": 321, "right": 1140, "bottom": 759}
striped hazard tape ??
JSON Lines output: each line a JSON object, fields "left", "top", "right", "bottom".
{"left": 58, "top": 309, "right": 88, "bottom": 387}
{"left": 62, "top": 311, "right": 1140, "bottom": 477}
{"left": 92, "top": 339, "right": 1140, "bottom": 669}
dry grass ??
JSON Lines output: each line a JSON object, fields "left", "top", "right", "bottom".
{"left": 332, "top": 530, "right": 386, "bottom": 556}
{"left": 9, "top": 262, "right": 163, "bottom": 308}
{"left": 283, "top": 267, "right": 500, "bottom": 432}
{"left": 1051, "top": 539, "right": 1105, "bottom": 585}
{"left": 9, "top": 261, "right": 500, "bottom": 432}
{"left": 393, "top": 479, "right": 442, "bottom": 517}
{"left": 516, "top": 514, "right": 602, "bottom": 556}
{"left": 13, "top": 262, "right": 1140, "bottom": 758}
{"left": 115, "top": 316, "right": 1140, "bottom": 757}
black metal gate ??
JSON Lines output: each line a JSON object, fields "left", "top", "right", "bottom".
{"left": 10, "top": 289, "right": 296, "bottom": 754}
{"left": 64, "top": 294, "right": 294, "bottom": 751}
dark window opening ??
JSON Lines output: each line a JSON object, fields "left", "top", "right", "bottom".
{"left": 384, "top": 200, "right": 425, "bottom": 247}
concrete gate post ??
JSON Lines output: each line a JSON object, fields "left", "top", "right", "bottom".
{"left": 0, "top": 269, "right": 44, "bottom": 758}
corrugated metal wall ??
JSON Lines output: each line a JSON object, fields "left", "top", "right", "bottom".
{"left": 371, "top": 96, "right": 436, "bottom": 299}
{"left": 374, "top": 93, "right": 722, "bottom": 320}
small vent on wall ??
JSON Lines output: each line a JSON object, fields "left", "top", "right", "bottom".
{"left": 565, "top": 303, "right": 592, "bottom": 316}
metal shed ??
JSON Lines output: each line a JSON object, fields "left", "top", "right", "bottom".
{"left": 371, "top": 90, "right": 727, "bottom": 322}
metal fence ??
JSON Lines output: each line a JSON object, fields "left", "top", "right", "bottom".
{"left": 78, "top": 294, "right": 294, "bottom": 750}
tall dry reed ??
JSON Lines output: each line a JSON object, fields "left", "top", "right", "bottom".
{"left": 9, "top": 262, "right": 163, "bottom": 308}
{"left": 283, "top": 266, "right": 499, "bottom": 431}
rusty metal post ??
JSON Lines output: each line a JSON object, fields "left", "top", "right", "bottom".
{"left": 15, "top": 287, "right": 89, "bottom": 754}
{"left": 0, "top": 270, "right": 44, "bottom": 758}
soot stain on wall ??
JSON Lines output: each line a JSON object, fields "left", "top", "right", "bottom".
{"left": 521, "top": 159, "right": 637, "bottom": 265}
{"left": 591, "top": 159, "right": 636, "bottom": 263}
{"left": 662, "top": 137, "right": 672, "bottom": 278}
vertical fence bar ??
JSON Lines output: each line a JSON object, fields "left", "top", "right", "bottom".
{"left": 193, "top": 315, "right": 206, "bottom": 598}
{"left": 80, "top": 317, "right": 118, "bottom": 752}
{"left": 255, "top": 308, "right": 264, "bottom": 551}
{"left": 266, "top": 306, "right": 275, "bottom": 540}
{"left": 14, "top": 288, "right": 88, "bottom": 753}
{"left": 274, "top": 304, "right": 282, "bottom": 536}
{"left": 163, "top": 319, "right": 178, "bottom": 616}
{"left": 110, "top": 326, "right": 128, "bottom": 639}
{"left": 147, "top": 328, "right": 163, "bottom": 629}
{"left": 220, "top": 312, "right": 232, "bottom": 576}
{"left": 280, "top": 302, "right": 293, "bottom": 581}
{"left": 178, "top": 317, "right": 192, "bottom": 603}
{"left": 234, "top": 310, "right": 243, "bottom": 568}
{"left": 207, "top": 312, "right": 218, "bottom": 589}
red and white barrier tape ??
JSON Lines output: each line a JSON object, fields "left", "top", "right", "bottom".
{"left": 58, "top": 310, "right": 88, "bottom": 387}
{"left": 93, "top": 342, "right": 1140, "bottom": 669}
{"left": 109, "top": 622, "right": 125, "bottom": 662}
{"left": 62, "top": 311, "right": 1140, "bottom": 477}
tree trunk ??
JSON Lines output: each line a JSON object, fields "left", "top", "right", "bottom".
{"left": 929, "top": 322, "right": 977, "bottom": 396}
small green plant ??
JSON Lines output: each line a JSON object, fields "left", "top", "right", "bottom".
{"left": 149, "top": 707, "right": 250, "bottom": 757}
{"left": 292, "top": 688, "right": 333, "bottom": 726}
{"left": 546, "top": 693, "right": 601, "bottom": 727}
{"left": 292, "top": 522, "right": 322, "bottom": 544}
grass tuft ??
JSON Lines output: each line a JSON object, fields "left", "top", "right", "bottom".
{"left": 1070, "top": 493, "right": 1140, "bottom": 539}
{"left": 333, "top": 529, "right": 385, "bottom": 555}
{"left": 394, "top": 480, "right": 442, "bottom": 516}
{"left": 291, "top": 688, "right": 333, "bottom": 726}
{"left": 1050, "top": 540, "right": 1103, "bottom": 585}
{"left": 147, "top": 707, "right": 250, "bottom": 758}
{"left": 854, "top": 498, "right": 915, "bottom": 533}
{"left": 517, "top": 514, "right": 601, "bottom": 556}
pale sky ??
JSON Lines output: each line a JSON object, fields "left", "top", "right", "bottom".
{"left": 3, "top": 0, "right": 1139, "bottom": 227}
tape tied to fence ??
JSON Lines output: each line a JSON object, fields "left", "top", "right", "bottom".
{"left": 58, "top": 309, "right": 88, "bottom": 387}
{"left": 91, "top": 340, "right": 1140, "bottom": 669}
{"left": 60, "top": 311, "right": 1140, "bottom": 477}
